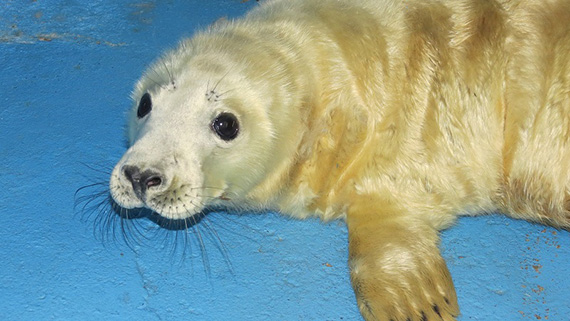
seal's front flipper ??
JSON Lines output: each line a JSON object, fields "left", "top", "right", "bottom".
{"left": 347, "top": 204, "right": 459, "bottom": 321}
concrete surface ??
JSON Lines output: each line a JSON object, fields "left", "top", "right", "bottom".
{"left": 0, "top": 1, "right": 568, "bottom": 320}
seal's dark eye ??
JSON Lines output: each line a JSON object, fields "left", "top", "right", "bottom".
{"left": 212, "top": 112, "right": 239, "bottom": 141}
{"left": 137, "top": 93, "right": 152, "bottom": 118}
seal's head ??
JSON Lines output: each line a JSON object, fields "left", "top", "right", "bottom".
{"left": 109, "top": 33, "right": 307, "bottom": 220}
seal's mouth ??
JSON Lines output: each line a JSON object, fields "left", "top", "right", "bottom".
{"left": 105, "top": 192, "right": 215, "bottom": 232}
{"left": 144, "top": 208, "right": 209, "bottom": 231}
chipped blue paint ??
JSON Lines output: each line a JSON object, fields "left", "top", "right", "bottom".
{"left": 0, "top": 1, "right": 568, "bottom": 320}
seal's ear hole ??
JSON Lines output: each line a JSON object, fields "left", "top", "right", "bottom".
{"left": 211, "top": 112, "right": 239, "bottom": 141}
{"left": 137, "top": 93, "right": 152, "bottom": 118}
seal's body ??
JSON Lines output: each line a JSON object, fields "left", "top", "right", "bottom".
{"left": 109, "top": 0, "right": 570, "bottom": 319}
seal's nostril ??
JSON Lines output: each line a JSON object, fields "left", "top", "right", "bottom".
{"left": 145, "top": 176, "right": 162, "bottom": 188}
{"left": 123, "top": 165, "right": 141, "bottom": 184}
{"left": 122, "top": 165, "right": 162, "bottom": 200}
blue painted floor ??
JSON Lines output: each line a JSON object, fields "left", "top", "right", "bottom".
{"left": 1, "top": 1, "right": 568, "bottom": 320}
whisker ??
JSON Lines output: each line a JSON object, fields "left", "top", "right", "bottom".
{"left": 201, "top": 216, "right": 234, "bottom": 274}
{"left": 191, "top": 212, "right": 211, "bottom": 276}
{"left": 74, "top": 186, "right": 108, "bottom": 214}
{"left": 161, "top": 59, "right": 174, "bottom": 85}
{"left": 168, "top": 55, "right": 177, "bottom": 87}
{"left": 211, "top": 69, "right": 232, "bottom": 93}
{"left": 148, "top": 77, "right": 165, "bottom": 91}
{"left": 216, "top": 88, "right": 237, "bottom": 97}
{"left": 78, "top": 162, "right": 113, "bottom": 176}
{"left": 178, "top": 183, "right": 225, "bottom": 191}
{"left": 211, "top": 213, "right": 266, "bottom": 242}
{"left": 75, "top": 163, "right": 238, "bottom": 274}
{"left": 148, "top": 68, "right": 168, "bottom": 90}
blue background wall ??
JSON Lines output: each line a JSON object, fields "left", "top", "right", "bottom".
{"left": 1, "top": 1, "right": 568, "bottom": 320}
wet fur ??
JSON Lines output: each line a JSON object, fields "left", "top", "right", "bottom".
{"left": 108, "top": 0, "right": 570, "bottom": 320}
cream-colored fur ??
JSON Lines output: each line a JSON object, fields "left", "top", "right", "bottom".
{"left": 109, "top": 0, "right": 570, "bottom": 320}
